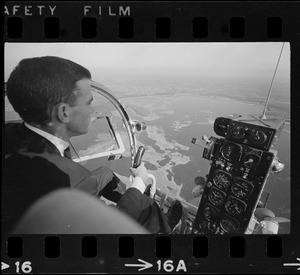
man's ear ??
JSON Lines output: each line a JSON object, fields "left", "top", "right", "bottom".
{"left": 55, "top": 103, "right": 71, "bottom": 123}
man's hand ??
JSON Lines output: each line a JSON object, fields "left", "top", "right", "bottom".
{"left": 130, "top": 162, "right": 149, "bottom": 185}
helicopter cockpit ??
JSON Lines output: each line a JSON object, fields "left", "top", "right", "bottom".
{"left": 4, "top": 79, "right": 290, "bottom": 235}
{"left": 64, "top": 81, "right": 291, "bottom": 234}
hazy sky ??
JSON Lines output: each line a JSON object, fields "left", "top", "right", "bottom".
{"left": 5, "top": 42, "right": 290, "bottom": 82}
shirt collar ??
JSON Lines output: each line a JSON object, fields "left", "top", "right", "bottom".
{"left": 24, "top": 123, "right": 69, "bottom": 156}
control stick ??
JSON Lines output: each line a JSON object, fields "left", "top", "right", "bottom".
{"left": 132, "top": 146, "right": 156, "bottom": 198}
{"left": 133, "top": 146, "right": 146, "bottom": 168}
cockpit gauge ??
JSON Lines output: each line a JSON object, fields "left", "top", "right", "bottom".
{"left": 250, "top": 130, "right": 267, "bottom": 145}
{"left": 225, "top": 196, "right": 247, "bottom": 216}
{"left": 203, "top": 204, "right": 220, "bottom": 221}
{"left": 220, "top": 215, "right": 240, "bottom": 233}
{"left": 199, "top": 221, "right": 217, "bottom": 234}
{"left": 213, "top": 117, "right": 231, "bottom": 137}
{"left": 231, "top": 179, "right": 254, "bottom": 199}
{"left": 208, "top": 188, "right": 227, "bottom": 206}
{"left": 213, "top": 171, "right": 232, "bottom": 190}
{"left": 242, "top": 153, "right": 261, "bottom": 168}
{"left": 229, "top": 126, "right": 245, "bottom": 140}
{"left": 221, "top": 143, "right": 242, "bottom": 162}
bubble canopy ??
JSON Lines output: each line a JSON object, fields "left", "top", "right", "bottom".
{"left": 70, "top": 81, "right": 139, "bottom": 165}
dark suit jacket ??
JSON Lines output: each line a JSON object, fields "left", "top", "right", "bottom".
{"left": 3, "top": 123, "right": 170, "bottom": 234}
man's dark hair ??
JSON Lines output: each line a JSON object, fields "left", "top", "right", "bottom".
{"left": 6, "top": 56, "right": 92, "bottom": 125}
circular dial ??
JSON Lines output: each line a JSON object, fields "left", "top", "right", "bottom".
{"left": 225, "top": 197, "right": 247, "bottom": 216}
{"left": 221, "top": 143, "right": 242, "bottom": 161}
{"left": 208, "top": 188, "right": 227, "bottom": 206}
{"left": 199, "top": 221, "right": 217, "bottom": 234}
{"left": 220, "top": 215, "right": 240, "bottom": 233}
{"left": 213, "top": 171, "right": 232, "bottom": 190}
{"left": 203, "top": 205, "right": 220, "bottom": 221}
{"left": 250, "top": 130, "right": 267, "bottom": 145}
{"left": 243, "top": 153, "right": 261, "bottom": 168}
{"left": 231, "top": 180, "right": 254, "bottom": 199}
{"left": 229, "top": 126, "right": 245, "bottom": 140}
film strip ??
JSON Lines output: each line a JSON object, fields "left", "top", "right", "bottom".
{"left": 2, "top": 1, "right": 300, "bottom": 274}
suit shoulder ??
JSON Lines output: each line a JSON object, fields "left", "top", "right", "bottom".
{"left": 43, "top": 153, "right": 92, "bottom": 175}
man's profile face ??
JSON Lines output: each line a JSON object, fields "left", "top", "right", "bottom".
{"left": 67, "top": 78, "right": 94, "bottom": 136}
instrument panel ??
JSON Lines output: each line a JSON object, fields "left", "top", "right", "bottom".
{"left": 192, "top": 116, "right": 284, "bottom": 234}
{"left": 213, "top": 117, "right": 277, "bottom": 151}
{"left": 193, "top": 138, "right": 275, "bottom": 234}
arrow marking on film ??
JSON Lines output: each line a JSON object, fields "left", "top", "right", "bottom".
{"left": 125, "top": 258, "right": 153, "bottom": 271}
{"left": 1, "top": 262, "right": 10, "bottom": 271}
{"left": 283, "top": 258, "right": 300, "bottom": 271}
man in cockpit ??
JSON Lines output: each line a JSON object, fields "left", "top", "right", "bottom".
{"left": 4, "top": 56, "right": 182, "bottom": 235}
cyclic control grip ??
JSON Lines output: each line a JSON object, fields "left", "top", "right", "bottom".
{"left": 133, "top": 146, "right": 145, "bottom": 168}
